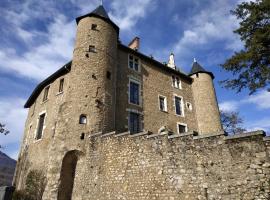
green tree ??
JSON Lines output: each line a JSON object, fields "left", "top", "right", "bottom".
{"left": 221, "top": 0, "right": 270, "bottom": 94}
{"left": 220, "top": 110, "right": 246, "bottom": 135}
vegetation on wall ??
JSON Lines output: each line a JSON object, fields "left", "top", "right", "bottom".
{"left": 13, "top": 170, "right": 47, "bottom": 200}
{"left": 221, "top": 0, "right": 270, "bottom": 94}
{"left": 0, "top": 123, "right": 9, "bottom": 149}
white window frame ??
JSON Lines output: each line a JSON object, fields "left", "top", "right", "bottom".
{"left": 35, "top": 111, "right": 46, "bottom": 141}
{"left": 173, "top": 94, "right": 185, "bottom": 117}
{"left": 186, "top": 102, "right": 192, "bottom": 111}
{"left": 128, "top": 78, "right": 141, "bottom": 107}
{"left": 128, "top": 54, "right": 141, "bottom": 72}
{"left": 177, "top": 122, "right": 188, "bottom": 134}
{"left": 158, "top": 95, "right": 167, "bottom": 112}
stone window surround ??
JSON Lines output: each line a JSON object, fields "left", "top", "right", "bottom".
{"left": 126, "top": 108, "right": 143, "bottom": 134}
{"left": 128, "top": 77, "right": 142, "bottom": 107}
{"left": 42, "top": 85, "right": 50, "bottom": 103}
{"left": 173, "top": 94, "right": 185, "bottom": 117}
{"left": 158, "top": 94, "right": 168, "bottom": 112}
{"left": 177, "top": 122, "right": 188, "bottom": 134}
{"left": 34, "top": 110, "right": 47, "bottom": 142}
{"left": 128, "top": 54, "right": 141, "bottom": 73}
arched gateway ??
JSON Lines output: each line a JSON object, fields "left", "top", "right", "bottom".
{"left": 57, "top": 150, "right": 82, "bottom": 200}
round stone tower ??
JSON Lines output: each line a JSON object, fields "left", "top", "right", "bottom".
{"left": 190, "top": 60, "right": 222, "bottom": 134}
{"left": 69, "top": 5, "right": 119, "bottom": 133}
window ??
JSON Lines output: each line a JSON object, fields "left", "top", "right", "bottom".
{"left": 172, "top": 76, "right": 181, "bottom": 89}
{"left": 159, "top": 95, "right": 167, "bottom": 112}
{"left": 59, "top": 78, "right": 64, "bottom": 93}
{"left": 36, "top": 113, "right": 45, "bottom": 140}
{"left": 129, "top": 81, "right": 140, "bottom": 105}
{"left": 186, "top": 102, "right": 192, "bottom": 111}
{"left": 106, "top": 71, "right": 111, "bottom": 80}
{"left": 89, "top": 45, "right": 96, "bottom": 52}
{"left": 175, "top": 96, "right": 183, "bottom": 116}
{"left": 128, "top": 54, "right": 140, "bottom": 72}
{"left": 43, "top": 86, "right": 50, "bottom": 102}
{"left": 91, "top": 24, "right": 97, "bottom": 30}
{"left": 79, "top": 114, "right": 87, "bottom": 124}
{"left": 177, "top": 123, "right": 187, "bottom": 134}
{"left": 129, "top": 112, "right": 141, "bottom": 134}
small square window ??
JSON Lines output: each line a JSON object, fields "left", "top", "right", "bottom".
{"left": 178, "top": 123, "right": 187, "bottom": 134}
{"left": 106, "top": 71, "right": 111, "bottom": 80}
{"left": 89, "top": 45, "right": 96, "bottom": 53}
{"left": 91, "top": 24, "right": 97, "bottom": 30}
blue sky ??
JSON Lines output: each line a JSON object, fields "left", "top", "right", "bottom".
{"left": 0, "top": 0, "right": 269, "bottom": 159}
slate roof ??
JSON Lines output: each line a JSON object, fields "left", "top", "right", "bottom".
{"left": 76, "top": 5, "right": 119, "bottom": 34}
{"left": 189, "top": 61, "right": 214, "bottom": 79}
{"left": 24, "top": 61, "right": 72, "bottom": 108}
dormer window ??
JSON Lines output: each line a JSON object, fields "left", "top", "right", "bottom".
{"left": 172, "top": 76, "right": 181, "bottom": 89}
{"left": 128, "top": 54, "right": 140, "bottom": 72}
{"left": 43, "top": 86, "right": 50, "bottom": 102}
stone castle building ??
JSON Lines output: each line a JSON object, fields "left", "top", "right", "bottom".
{"left": 14, "top": 5, "right": 270, "bottom": 200}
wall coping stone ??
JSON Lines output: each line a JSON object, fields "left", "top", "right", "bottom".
{"left": 168, "top": 131, "right": 195, "bottom": 139}
{"left": 263, "top": 136, "right": 270, "bottom": 141}
{"left": 101, "top": 131, "right": 116, "bottom": 137}
{"left": 115, "top": 131, "right": 130, "bottom": 137}
{"left": 193, "top": 131, "right": 225, "bottom": 140}
{"left": 89, "top": 131, "right": 103, "bottom": 137}
{"left": 225, "top": 130, "right": 265, "bottom": 140}
{"left": 129, "top": 130, "right": 150, "bottom": 138}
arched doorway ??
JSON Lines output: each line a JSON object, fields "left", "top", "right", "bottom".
{"left": 57, "top": 150, "right": 82, "bottom": 200}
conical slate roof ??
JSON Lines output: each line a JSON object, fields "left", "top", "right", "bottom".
{"left": 76, "top": 5, "right": 119, "bottom": 33}
{"left": 189, "top": 61, "right": 214, "bottom": 79}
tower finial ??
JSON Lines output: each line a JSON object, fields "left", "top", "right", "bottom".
{"left": 193, "top": 58, "right": 197, "bottom": 63}
{"left": 100, "top": 0, "right": 103, "bottom": 5}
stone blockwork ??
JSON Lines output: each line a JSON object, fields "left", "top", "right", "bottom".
{"left": 41, "top": 130, "right": 270, "bottom": 200}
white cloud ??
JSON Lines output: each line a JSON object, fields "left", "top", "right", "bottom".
{"left": 0, "top": 98, "right": 27, "bottom": 159}
{"left": 109, "top": 0, "right": 153, "bottom": 31}
{"left": 219, "top": 100, "right": 240, "bottom": 112}
{"left": 244, "top": 91, "right": 270, "bottom": 109}
{"left": 245, "top": 117, "right": 270, "bottom": 134}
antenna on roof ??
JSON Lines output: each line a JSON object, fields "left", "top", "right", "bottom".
{"left": 193, "top": 58, "right": 197, "bottom": 63}
{"left": 100, "top": 0, "right": 103, "bottom": 5}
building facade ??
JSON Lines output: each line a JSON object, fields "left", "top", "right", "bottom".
{"left": 13, "top": 5, "right": 270, "bottom": 200}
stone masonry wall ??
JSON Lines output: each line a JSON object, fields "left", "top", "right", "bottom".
{"left": 61, "top": 130, "right": 270, "bottom": 200}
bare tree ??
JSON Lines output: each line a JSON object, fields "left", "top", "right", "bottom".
{"left": 220, "top": 111, "right": 246, "bottom": 135}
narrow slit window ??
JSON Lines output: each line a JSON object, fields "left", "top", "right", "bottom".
{"left": 178, "top": 123, "right": 187, "bottom": 134}
{"left": 36, "top": 113, "right": 46, "bottom": 140}
{"left": 175, "top": 96, "right": 183, "bottom": 116}
{"left": 106, "top": 71, "right": 111, "bottom": 80}
{"left": 43, "top": 86, "right": 50, "bottom": 102}
{"left": 129, "top": 112, "right": 141, "bottom": 134}
{"left": 59, "top": 78, "right": 64, "bottom": 93}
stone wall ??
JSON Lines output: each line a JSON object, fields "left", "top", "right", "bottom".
{"left": 52, "top": 130, "right": 270, "bottom": 200}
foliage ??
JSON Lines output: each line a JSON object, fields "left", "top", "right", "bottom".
{"left": 13, "top": 170, "right": 47, "bottom": 200}
{"left": 0, "top": 123, "right": 9, "bottom": 135}
{"left": 220, "top": 110, "right": 246, "bottom": 135}
{"left": 0, "top": 123, "right": 9, "bottom": 149}
{"left": 221, "top": 0, "right": 270, "bottom": 94}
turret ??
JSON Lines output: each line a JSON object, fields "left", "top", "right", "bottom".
{"left": 190, "top": 59, "right": 222, "bottom": 134}
{"left": 69, "top": 5, "right": 119, "bottom": 133}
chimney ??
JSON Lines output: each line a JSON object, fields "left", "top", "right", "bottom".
{"left": 128, "top": 37, "right": 140, "bottom": 51}
{"left": 167, "top": 53, "right": 176, "bottom": 69}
